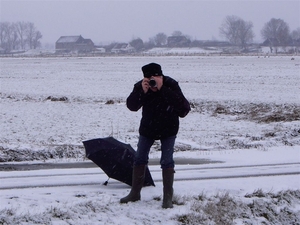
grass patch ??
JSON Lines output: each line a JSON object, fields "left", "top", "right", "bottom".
{"left": 175, "top": 190, "right": 300, "bottom": 225}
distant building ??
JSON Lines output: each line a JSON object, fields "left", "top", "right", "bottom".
{"left": 261, "top": 37, "right": 300, "bottom": 47}
{"left": 55, "top": 35, "right": 95, "bottom": 53}
{"left": 111, "top": 43, "right": 134, "bottom": 53}
{"left": 261, "top": 38, "right": 281, "bottom": 47}
{"left": 92, "top": 47, "right": 106, "bottom": 54}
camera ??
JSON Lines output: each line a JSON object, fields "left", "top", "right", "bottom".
{"left": 149, "top": 79, "right": 157, "bottom": 87}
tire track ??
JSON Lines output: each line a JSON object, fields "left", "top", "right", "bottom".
{"left": 1, "top": 163, "right": 299, "bottom": 190}
{"left": 1, "top": 162, "right": 299, "bottom": 179}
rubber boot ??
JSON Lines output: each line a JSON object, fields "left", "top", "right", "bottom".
{"left": 162, "top": 168, "right": 174, "bottom": 208}
{"left": 120, "top": 165, "right": 146, "bottom": 203}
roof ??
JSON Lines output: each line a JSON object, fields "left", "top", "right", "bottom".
{"left": 56, "top": 36, "right": 82, "bottom": 43}
{"left": 83, "top": 39, "right": 94, "bottom": 44}
{"left": 112, "top": 43, "right": 129, "bottom": 49}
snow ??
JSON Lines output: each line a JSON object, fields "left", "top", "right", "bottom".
{"left": 144, "top": 47, "right": 222, "bottom": 55}
{"left": 0, "top": 55, "right": 300, "bottom": 224}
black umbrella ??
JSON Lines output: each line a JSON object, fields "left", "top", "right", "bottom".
{"left": 83, "top": 137, "right": 155, "bottom": 187}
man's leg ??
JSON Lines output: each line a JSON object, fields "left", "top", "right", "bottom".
{"left": 160, "top": 135, "right": 176, "bottom": 169}
{"left": 160, "top": 136, "right": 176, "bottom": 208}
{"left": 135, "top": 135, "right": 154, "bottom": 166}
{"left": 120, "top": 136, "right": 154, "bottom": 203}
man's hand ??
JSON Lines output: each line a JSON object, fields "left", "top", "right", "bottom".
{"left": 142, "top": 77, "right": 150, "bottom": 93}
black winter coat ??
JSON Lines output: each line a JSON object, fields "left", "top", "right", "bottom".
{"left": 126, "top": 76, "right": 190, "bottom": 140}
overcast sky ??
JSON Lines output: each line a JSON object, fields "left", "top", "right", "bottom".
{"left": 1, "top": 0, "right": 299, "bottom": 46}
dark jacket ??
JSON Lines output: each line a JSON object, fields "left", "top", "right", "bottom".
{"left": 127, "top": 76, "right": 190, "bottom": 140}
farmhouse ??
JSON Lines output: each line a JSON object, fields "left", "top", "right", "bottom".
{"left": 111, "top": 43, "right": 134, "bottom": 53}
{"left": 55, "top": 35, "right": 95, "bottom": 53}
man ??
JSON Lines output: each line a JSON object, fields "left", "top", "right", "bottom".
{"left": 120, "top": 62, "right": 190, "bottom": 208}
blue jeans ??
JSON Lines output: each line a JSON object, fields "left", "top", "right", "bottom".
{"left": 134, "top": 135, "right": 176, "bottom": 169}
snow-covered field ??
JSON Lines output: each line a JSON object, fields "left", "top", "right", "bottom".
{"left": 0, "top": 56, "right": 299, "bottom": 224}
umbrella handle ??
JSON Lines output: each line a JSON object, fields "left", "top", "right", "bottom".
{"left": 103, "top": 178, "right": 110, "bottom": 186}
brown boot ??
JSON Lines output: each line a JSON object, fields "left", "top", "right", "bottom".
{"left": 120, "top": 165, "right": 146, "bottom": 203}
{"left": 162, "top": 168, "right": 174, "bottom": 208}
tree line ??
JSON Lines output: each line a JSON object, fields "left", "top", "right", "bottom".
{"left": 219, "top": 16, "right": 300, "bottom": 52}
{"left": 126, "top": 16, "right": 300, "bottom": 52}
{"left": 1, "top": 16, "right": 300, "bottom": 53}
{"left": 0, "top": 21, "right": 42, "bottom": 52}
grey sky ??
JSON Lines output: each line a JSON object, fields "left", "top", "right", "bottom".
{"left": 1, "top": 0, "right": 299, "bottom": 45}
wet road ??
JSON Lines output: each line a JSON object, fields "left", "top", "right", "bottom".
{"left": 0, "top": 158, "right": 222, "bottom": 171}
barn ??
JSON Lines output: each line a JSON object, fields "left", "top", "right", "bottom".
{"left": 55, "top": 35, "right": 95, "bottom": 53}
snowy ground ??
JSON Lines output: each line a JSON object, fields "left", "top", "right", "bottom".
{"left": 0, "top": 56, "right": 299, "bottom": 224}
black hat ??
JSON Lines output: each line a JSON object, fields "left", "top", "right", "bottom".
{"left": 142, "top": 63, "right": 163, "bottom": 78}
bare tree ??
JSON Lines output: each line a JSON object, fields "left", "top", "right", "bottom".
{"left": 291, "top": 28, "right": 300, "bottom": 42}
{"left": 172, "top": 31, "right": 183, "bottom": 36}
{"left": 32, "top": 30, "right": 42, "bottom": 49}
{"left": 26, "top": 22, "right": 36, "bottom": 49}
{"left": 153, "top": 32, "right": 167, "bottom": 46}
{"left": 144, "top": 39, "right": 155, "bottom": 50}
{"left": 219, "top": 15, "right": 254, "bottom": 49}
{"left": 15, "top": 21, "right": 28, "bottom": 50}
{"left": 25, "top": 22, "right": 42, "bottom": 49}
{"left": 0, "top": 22, "right": 19, "bottom": 51}
{"left": 129, "top": 38, "right": 144, "bottom": 52}
{"left": 290, "top": 28, "right": 300, "bottom": 53}
{"left": 0, "top": 21, "right": 42, "bottom": 52}
{"left": 261, "top": 18, "right": 290, "bottom": 52}
{"left": 0, "top": 22, "right": 7, "bottom": 50}
{"left": 10, "top": 24, "right": 19, "bottom": 50}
